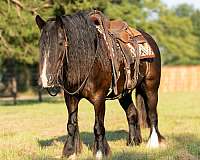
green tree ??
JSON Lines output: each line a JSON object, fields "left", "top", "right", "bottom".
{"left": 0, "top": 0, "right": 200, "bottom": 67}
{"left": 175, "top": 3, "right": 194, "bottom": 17}
{"left": 191, "top": 10, "right": 200, "bottom": 52}
{"left": 191, "top": 10, "right": 200, "bottom": 36}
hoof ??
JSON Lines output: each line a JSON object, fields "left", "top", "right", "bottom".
{"left": 147, "top": 127, "right": 159, "bottom": 148}
{"left": 68, "top": 153, "right": 77, "bottom": 160}
{"left": 96, "top": 150, "right": 103, "bottom": 160}
{"left": 54, "top": 155, "right": 61, "bottom": 159}
{"left": 127, "top": 133, "right": 142, "bottom": 146}
{"left": 93, "top": 139, "right": 111, "bottom": 159}
{"left": 127, "top": 138, "right": 142, "bottom": 146}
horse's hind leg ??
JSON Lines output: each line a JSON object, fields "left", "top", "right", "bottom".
{"left": 137, "top": 79, "right": 165, "bottom": 148}
{"left": 62, "top": 93, "right": 82, "bottom": 158}
{"left": 119, "top": 92, "right": 142, "bottom": 146}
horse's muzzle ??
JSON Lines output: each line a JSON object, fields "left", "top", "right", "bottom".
{"left": 39, "top": 74, "right": 57, "bottom": 88}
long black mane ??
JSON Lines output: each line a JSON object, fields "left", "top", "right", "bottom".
{"left": 60, "top": 11, "right": 109, "bottom": 91}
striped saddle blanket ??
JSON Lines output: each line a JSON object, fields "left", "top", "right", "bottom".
{"left": 125, "top": 40, "right": 155, "bottom": 59}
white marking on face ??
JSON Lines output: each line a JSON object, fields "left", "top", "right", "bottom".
{"left": 96, "top": 150, "right": 103, "bottom": 160}
{"left": 147, "top": 127, "right": 159, "bottom": 148}
{"left": 40, "top": 57, "right": 48, "bottom": 88}
{"left": 68, "top": 153, "right": 76, "bottom": 160}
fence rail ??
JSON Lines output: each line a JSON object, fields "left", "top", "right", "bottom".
{"left": 159, "top": 66, "right": 200, "bottom": 92}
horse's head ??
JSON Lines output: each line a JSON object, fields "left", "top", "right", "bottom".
{"left": 36, "top": 15, "right": 67, "bottom": 88}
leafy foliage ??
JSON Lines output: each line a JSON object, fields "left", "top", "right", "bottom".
{"left": 0, "top": 0, "right": 199, "bottom": 65}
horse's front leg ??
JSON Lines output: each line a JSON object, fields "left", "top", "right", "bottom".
{"left": 62, "top": 93, "right": 82, "bottom": 158}
{"left": 91, "top": 96, "right": 111, "bottom": 159}
{"left": 119, "top": 92, "right": 142, "bottom": 146}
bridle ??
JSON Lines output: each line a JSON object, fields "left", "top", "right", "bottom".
{"left": 47, "top": 20, "right": 99, "bottom": 96}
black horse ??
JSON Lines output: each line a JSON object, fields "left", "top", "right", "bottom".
{"left": 36, "top": 11, "right": 165, "bottom": 159}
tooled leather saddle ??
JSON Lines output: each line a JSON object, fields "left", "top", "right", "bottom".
{"left": 108, "top": 20, "right": 146, "bottom": 44}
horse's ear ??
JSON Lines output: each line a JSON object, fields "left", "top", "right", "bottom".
{"left": 35, "top": 15, "right": 46, "bottom": 30}
{"left": 56, "top": 16, "right": 64, "bottom": 28}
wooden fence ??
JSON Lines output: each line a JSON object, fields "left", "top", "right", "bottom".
{"left": 159, "top": 66, "right": 200, "bottom": 92}
{"left": 1, "top": 65, "right": 199, "bottom": 104}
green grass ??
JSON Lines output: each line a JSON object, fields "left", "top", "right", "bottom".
{"left": 0, "top": 92, "right": 200, "bottom": 160}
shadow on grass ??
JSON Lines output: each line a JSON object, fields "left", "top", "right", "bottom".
{"left": 38, "top": 132, "right": 200, "bottom": 159}
{"left": 170, "top": 133, "right": 200, "bottom": 159}
{"left": 111, "top": 133, "right": 200, "bottom": 160}
{"left": 0, "top": 96, "right": 64, "bottom": 107}
{"left": 38, "top": 130, "right": 128, "bottom": 149}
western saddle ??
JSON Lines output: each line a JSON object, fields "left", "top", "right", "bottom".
{"left": 108, "top": 20, "right": 146, "bottom": 44}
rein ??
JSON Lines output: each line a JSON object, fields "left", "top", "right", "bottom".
{"left": 47, "top": 26, "right": 99, "bottom": 96}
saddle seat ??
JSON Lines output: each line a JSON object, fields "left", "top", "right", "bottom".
{"left": 109, "top": 20, "right": 128, "bottom": 33}
{"left": 108, "top": 20, "right": 145, "bottom": 43}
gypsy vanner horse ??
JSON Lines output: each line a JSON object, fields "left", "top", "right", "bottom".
{"left": 36, "top": 10, "right": 165, "bottom": 159}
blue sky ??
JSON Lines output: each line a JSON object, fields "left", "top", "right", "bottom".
{"left": 161, "top": 0, "right": 200, "bottom": 9}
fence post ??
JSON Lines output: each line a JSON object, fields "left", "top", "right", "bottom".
{"left": 38, "top": 89, "right": 42, "bottom": 102}
{"left": 12, "top": 76, "right": 17, "bottom": 105}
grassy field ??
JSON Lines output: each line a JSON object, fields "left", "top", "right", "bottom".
{"left": 0, "top": 91, "right": 200, "bottom": 160}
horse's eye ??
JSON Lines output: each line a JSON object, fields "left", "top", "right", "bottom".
{"left": 59, "top": 42, "right": 63, "bottom": 46}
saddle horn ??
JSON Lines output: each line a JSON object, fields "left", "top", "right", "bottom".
{"left": 88, "top": 10, "right": 110, "bottom": 29}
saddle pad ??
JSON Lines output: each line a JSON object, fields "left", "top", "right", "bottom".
{"left": 126, "top": 42, "right": 155, "bottom": 59}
